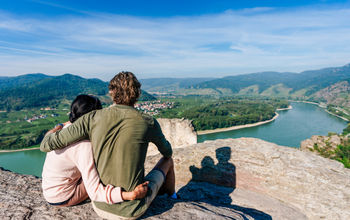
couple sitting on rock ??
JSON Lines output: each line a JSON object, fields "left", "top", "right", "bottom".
{"left": 40, "top": 72, "right": 177, "bottom": 219}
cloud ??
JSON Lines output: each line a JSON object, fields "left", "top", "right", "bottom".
{"left": 0, "top": 5, "right": 350, "bottom": 79}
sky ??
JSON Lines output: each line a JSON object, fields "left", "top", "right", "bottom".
{"left": 1, "top": 0, "right": 350, "bottom": 80}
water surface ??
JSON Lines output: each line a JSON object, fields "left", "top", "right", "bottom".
{"left": 198, "top": 102, "right": 348, "bottom": 147}
{"left": 0, "top": 149, "right": 46, "bottom": 177}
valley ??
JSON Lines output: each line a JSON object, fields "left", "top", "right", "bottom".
{"left": 0, "top": 63, "right": 349, "bottom": 168}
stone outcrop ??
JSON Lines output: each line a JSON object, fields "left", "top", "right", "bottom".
{"left": 300, "top": 134, "right": 349, "bottom": 164}
{"left": 300, "top": 135, "right": 343, "bottom": 152}
{"left": 147, "top": 118, "right": 197, "bottom": 156}
{"left": 145, "top": 138, "right": 350, "bottom": 220}
{"left": 1, "top": 138, "right": 350, "bottom": 219}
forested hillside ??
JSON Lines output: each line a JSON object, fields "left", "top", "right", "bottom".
{"left": 0, "top": 73, "right": 155, "bottom": 111}
{"left": 157, "top": 97, "right": 288, "bottom": 130}
{"left": 140, "top": 77, "right": 215, "bottom": 92}
{"left": 140, "top": 64, "right": 350, "bottom": 109}
{"left": 194, "top": 64, "right": 350, "bottom": 96}
{"left": 0, "top": 73, "right": 51, "bottom": 90}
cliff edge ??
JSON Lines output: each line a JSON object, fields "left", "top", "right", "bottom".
{"left": 1, "top": 138, "right": 349, "bottom": 219}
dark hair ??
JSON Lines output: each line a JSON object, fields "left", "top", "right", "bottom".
{"left": 108, "top": 71, "right": 141, "bottom": 106}
{"left": 69, "top": 94, "right": 102, "bottom": 123}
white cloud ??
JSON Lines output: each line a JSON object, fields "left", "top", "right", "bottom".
{"left": 0, "top": 6, "right": 350, "bottom": 79}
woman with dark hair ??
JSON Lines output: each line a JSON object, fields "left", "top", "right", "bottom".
{"left": 41, "top": 94, "right": 148, "bottom": 207}
{"left": 69, "top": 94, "right": 102, "bottom": 123}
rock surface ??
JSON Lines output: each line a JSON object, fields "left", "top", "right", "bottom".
{"left": 147, "top": 118, "right": 197, "bottom": 156}
{"left": 145, "top": 138, "right": 350, "bottom": 220}
{"left": 1, "top": 138, "right": 350, "bottom": 219}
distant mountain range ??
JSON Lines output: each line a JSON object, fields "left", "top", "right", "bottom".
{"left": 0, "top": 74, "right": 155, "bottom": 111}
{"left": 2, "top": 63, "right": 350, "bottom": 110}
{"left": 139, "top": 77, "right": 215, "bottom": 92}
{"left": 194, "top": 64, "right": 350, "bottom": 95}
{"left": 140, "top": 64, "right": 350, "bottom": 107}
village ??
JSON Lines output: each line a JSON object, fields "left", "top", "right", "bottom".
{"left": 25, "top": 113, "right": 59, "bottom": 123}
{"left": 5, "top": 102, "right": 174, "bottom": 124}
{"left": 135, "top": 100, "right": 174, "bottom": 116}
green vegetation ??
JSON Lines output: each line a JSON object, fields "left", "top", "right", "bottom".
{"left": 139, "top": 77, "right": 215, "bottom": 92}
{"left": 157, "top": 96, "right": 288, "bottom": 131}
{"left": 327, "top": 105, "right": 350, "bottom": 120}
{"left": 0, "top": 92, "right": 156, "bottom": 150}
{"left": 313, "top": 139, "right": 350, "bottom": 169}
{"left": 140, "top": 65, "right": 350, "bottom": 109}
{"left": 335, "top": 142, "right": 350, "bottom": 168}
{"left": 343, "top": 124, "right": 350, "bottom": 135}
{"left": 194, "top": 65, "right": 350, "bottom": 96}
{"left": 0, "top": 74, "right": 107, "bottom": 111}
{"left": 327, "top": 105, "right": 350, "bottom": 137}
{"left": 310, "top": 125, "right": 350, "bottom": 169}
{"left": 306, "top": 103, "right": 350, "bottom": 169}
{"left": 0, "top": 73, "right": 155, "bottom": 111}
{"left": 0, "top": 108, "right": 69, "bottom": 150}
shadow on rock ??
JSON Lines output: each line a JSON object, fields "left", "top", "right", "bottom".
{"left": 142, "top": 147, "right": 272, "bottom": 219}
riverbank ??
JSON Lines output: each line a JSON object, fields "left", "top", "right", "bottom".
{"left": 197, "top": 105, "right": 293, "bottom": 135}
{"left": 292, "top": 100, "right": 327, "bottom": 108}
{"left": 292, "top": 101, "right": 349, "bottom": 122}
{"left": 277, "top": 105, "right": 293, "bottom": 111}
{"left": 0, "top": 147, "right": 39, "bottom": 153}
{"left": 325, "top": 109, "right": 349, "bottom": 122}
{"left": 197, "top": 112, "right": 280, "bottom": 135}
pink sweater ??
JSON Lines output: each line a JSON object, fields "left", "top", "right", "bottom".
{"left": 42, "top": 139, "right": 123, "bottom": 204}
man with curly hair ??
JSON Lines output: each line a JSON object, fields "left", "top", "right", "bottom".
{"left": 41, "top": 71, "right": 176, "bottom": 219}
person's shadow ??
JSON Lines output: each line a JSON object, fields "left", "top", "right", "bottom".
{"left": 142, "top": 147, "right": 272, "bottom": 219}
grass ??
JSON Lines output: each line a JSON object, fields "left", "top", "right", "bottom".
{"left": 0, "top": 108, "right": 70, "bottom": 150}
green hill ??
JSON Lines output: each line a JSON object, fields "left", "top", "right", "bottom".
{"left": 0, "top": 73, "right": 51, "bottom": 90}
{"left": 194, "top": 64, "right": 350, "bottom": 97}
{"left": 140, "top": 77, "right": 215, "bottom": 92}
{"left": 0, "top": 73, "right": 155, "bottom": 111}
{"left": 138, "top": 64, "right": 350, "bottom": 110}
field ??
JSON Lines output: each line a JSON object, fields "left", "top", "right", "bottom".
{"left": 0, "top": 103, "right": 70, "bottom": 150}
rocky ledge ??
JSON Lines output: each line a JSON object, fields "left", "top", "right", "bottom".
{"left": 1, "top": 138, "right": 350, "bottom": 219}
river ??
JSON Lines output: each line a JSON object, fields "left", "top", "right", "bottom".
{"left": 0, "top": 102, "right": 348, "bottom": 177}
{"left": 198, "top": 102, "right": 347, "bottom": 146}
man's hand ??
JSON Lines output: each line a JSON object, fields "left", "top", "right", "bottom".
{"left": 121, "top": 181, "right": 149, "bottom": 201}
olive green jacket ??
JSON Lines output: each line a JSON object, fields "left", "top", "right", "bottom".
{"left": 40, "top": 104, "right": 172, "bottom": 217}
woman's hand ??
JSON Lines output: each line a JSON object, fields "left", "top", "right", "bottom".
{"left": 121, "top": 181, "right": 149, "bottom": 200}
{"left": 63, "top": 121, "right": 71, "bottom": 126}
{"left": 45, "top": 121, "right": 70, "bottom": 135}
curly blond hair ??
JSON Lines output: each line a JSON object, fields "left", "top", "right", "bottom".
{"left": 108, "top": 71, "right": 141, "bottom": 106}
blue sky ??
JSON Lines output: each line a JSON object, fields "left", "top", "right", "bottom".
{"left": 1, "top": 0, "right": 350, "bottom": 80}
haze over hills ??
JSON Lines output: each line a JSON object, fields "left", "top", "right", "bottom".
{"left": 0, "top": 74, "right": 155, "bottom": 111}
{"left": 139, "top": 77, "right": 215, "bottom": 92}
{"left": 195, "top": 64, "right": 350, "bottom": 95}
{"left": 141, "top": 63, "right": 350, "bottom": 107}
